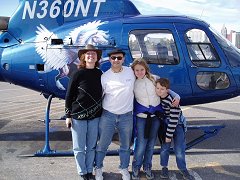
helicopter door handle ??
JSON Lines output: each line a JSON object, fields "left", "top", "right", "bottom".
{"left": 191, "top": 65, "right": 197, "bottom": 68}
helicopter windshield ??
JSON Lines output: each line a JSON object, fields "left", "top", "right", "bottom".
{"left": 210, "top": 26, "right": 240, "bottom": 67}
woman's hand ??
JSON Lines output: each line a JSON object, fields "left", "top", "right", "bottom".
{"left": 66, "top": 118, "right": 72, "bottom": 128}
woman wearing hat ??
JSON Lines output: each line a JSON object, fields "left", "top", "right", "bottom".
{"left": 65, "top": 44, "right": 103, "bottom": 180}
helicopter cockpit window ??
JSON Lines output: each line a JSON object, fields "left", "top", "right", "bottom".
{"left": 129, "top": 30, "right": 179, "bottom": 65}
{"left": 210, "top": 26, "right": 240, "bottom": 67}
{"left": 185, "top": 29, "right": 220, "bottom": 67}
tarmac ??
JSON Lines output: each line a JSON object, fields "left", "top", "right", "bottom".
{"left": 0, "top": 82, "right": 240, "bottom": 180}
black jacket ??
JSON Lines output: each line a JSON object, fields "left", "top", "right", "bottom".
{"left": 65, "top": 68, "right": 103, "bottom": 120}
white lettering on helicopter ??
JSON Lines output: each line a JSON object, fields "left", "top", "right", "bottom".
{"left": 22, "top": 0, "right": 106, "bottom": 20}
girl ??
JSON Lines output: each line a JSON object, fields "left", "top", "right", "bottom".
{"left": 131, "top": 58, "right": 180, "bottom": 180}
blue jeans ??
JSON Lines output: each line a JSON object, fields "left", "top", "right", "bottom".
{"left": 160, "top": 124, "right": 187, "bottom": 171}
{"left": 95, "top": 110, "right": 133, "bottom": 169}
{"left": 71, "top": 118, "right": 99, "bottom": 175}
{"left": 132, "top": 116, "right": 160, "bottom": 171}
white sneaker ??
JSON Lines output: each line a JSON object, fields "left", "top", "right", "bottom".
{"left": 120, "top": 168, "right": 130, "bottom": 180}
{"left": 95, "top": 168, "right": 103, "bottom": 180}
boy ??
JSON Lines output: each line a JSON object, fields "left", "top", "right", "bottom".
{"left": 155, "top": 78, "right": 193, "bottom": 180}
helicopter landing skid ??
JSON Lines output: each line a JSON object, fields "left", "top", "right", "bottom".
{"left": 34, "top": 95, "right": 225, "bottom": 156}
{"left": 34, "top": 94, "right": 73, "bottom": 157}
{"left": 185, "top": 124, "right": 225, "bottom": 151}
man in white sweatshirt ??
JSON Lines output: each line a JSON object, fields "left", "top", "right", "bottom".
{"left": 95, "top": 48, "right": 135, "bottom": 180}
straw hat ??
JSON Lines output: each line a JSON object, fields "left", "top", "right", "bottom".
{"left": 78, "top": 44, "right": 102, "bottom": 60}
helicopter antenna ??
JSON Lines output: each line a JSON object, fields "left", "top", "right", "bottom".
{"left": 200, "top": 8, "right": 205, "bottom": 19}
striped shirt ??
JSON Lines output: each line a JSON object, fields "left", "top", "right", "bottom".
{"left": 160, "top": 93, "right": 181, "bottom": 139}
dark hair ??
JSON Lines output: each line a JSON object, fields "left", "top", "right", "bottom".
{"left": 107, "top": 48, "right": 125, "bottom": 57}
{"left": 156, "top": 78, "right": 170, "bottom": 89}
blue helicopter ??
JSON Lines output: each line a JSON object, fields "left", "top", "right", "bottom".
{"left": 0, "top": 0, "right": 239, "bottom": 156}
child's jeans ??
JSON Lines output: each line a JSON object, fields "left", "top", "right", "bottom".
{"left": 160, "top": 124, "right": 187, "bottom": 171}
{"left": 132, "top": 116, "right": 160, "bottom": 171}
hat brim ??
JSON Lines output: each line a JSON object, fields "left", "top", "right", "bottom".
{"left": 78, "top": 49, "right": 102, "bottom": 61}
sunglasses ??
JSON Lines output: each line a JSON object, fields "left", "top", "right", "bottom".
{"left": 110, "top": 56, "right": 123, "bottom": 60}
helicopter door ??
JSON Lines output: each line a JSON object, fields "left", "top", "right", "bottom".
{"left": 122, "top": 23, "right": 192, "bottom": 100}
{"left": 175, "top": 24, "right": 237, "bottom": 98}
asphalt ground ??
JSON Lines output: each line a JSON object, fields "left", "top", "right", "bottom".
{"left": 0, "top": 82, "right": 240, "bottom": 180}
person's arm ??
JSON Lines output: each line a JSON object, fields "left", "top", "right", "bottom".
{"left": 168, "top": 89, "right": 180, "bottom": 107}
{"left": 65, "top": 71, "right": 79, "bottom": 127}
{"left": 165, "top": 98, "right": 181, "bottom": 142}
{"left": 101, "top": 73, "right": 106, "bottom": 97}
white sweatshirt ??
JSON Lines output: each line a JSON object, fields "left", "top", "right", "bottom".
{"left": 134, "top": 76, "right": 180, "bottom": 118}
{"left": 101, "top": 66, "right": 135, "bottom": 114}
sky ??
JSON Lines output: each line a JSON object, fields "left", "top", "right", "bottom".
{"left": 1, "top": 0, "right": 239, "bottom": 33}
{"left": 131, "top": 0, "right": 240, "bottom": 33}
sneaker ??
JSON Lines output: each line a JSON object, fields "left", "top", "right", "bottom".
{"left": 160, "top": 167, "right": 169, "bottom": 179}
{"left": 87, "top": 172, "right": 95, "bottom": 180}
{"left": 144, "top": 168, "right": 154, "bottom": 179}
{"left": 79, "top": 174, "right": 88, "bottom": 180}
{"left": 180, "top": 170, "right": 194, "bottom": 180}
{"left": 120, "top": 168, "right": 130, "bottom": 180}
{"left": 95, "top": 168, "right": 103, "bottom": 180}
{"left": 131, "top": 168, "right": 140, "bottom": 180}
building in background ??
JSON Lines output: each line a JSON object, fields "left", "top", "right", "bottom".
{"left": 221, "top": 25, "right": 240, "bottom": 49}
{"left": 232, "top": 31, "right": 240, "bottom": 49}
{"left": 221, "top": 24, "right": 227, "bottom": 38}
